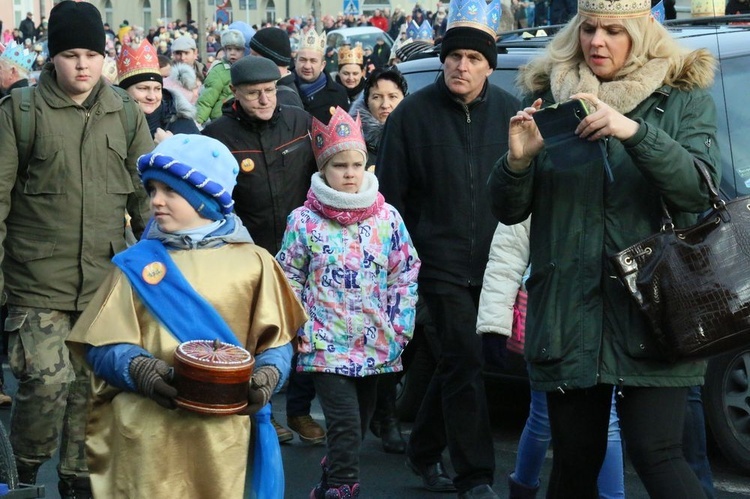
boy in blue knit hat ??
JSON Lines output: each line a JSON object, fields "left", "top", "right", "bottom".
{"left": 68, "top": 134, "right": 307, "bottom": 498}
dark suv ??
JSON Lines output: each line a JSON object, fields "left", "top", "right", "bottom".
{"left": 394, "top": 15, "right": 750, "bottom": 474}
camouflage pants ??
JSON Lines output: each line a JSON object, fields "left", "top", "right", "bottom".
{"left": 5, "top": 306, "right": 89, "bottom": 480}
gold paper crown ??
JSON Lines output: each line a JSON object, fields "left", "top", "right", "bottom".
{"left": 299, "top": 28, "right": 326, "bottom": 54}
{"left": 578, "top": 0, "right": 652, "bottom": 18}
{"left": 338, "top": 44, "right": 363, "bottom": 66}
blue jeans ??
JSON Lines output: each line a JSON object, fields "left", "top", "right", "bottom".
{"left": 512, "top": 386, "right": 623, "bottom": 497}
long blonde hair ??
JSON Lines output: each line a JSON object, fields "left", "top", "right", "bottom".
{"left": 517, "top": 14, "right": 715, "bottom": 94}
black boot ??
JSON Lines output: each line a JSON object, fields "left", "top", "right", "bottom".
{"left": 58, "top": 477, "right": 93, "bottom": 499}
{"left": 380, "top": 415, "right": 407, "bottom": 454}
{"left": 375, "top": 373, "right": 406, "bottom": 454}
{"left": 16, "top": 461, "right": 39, "bottom": 485}
{"left": 508, "top": 473, "right": 540, "bottom": 499}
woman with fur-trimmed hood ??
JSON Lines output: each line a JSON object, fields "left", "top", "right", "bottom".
{"left": 488, "top": 5, "right": 720, "bottom": 498}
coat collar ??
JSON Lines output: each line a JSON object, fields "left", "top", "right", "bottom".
{"left": 36, "top": 63, "right": 122, "bottom": 112}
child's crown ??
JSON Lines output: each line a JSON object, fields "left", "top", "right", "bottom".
{"left": 311, "top": 107, "right": 367, "bottom": 169}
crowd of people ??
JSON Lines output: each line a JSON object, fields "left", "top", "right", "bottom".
{"left": 0, "top": 0, "right": 732, "bottom": 497}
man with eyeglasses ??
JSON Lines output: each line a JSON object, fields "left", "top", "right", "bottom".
{"left": 202, "top": 55, "right": 317, "bottom": 253}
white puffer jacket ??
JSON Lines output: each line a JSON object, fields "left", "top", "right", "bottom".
{"left": 476, "top": 217, "right": 531, "bottom": 336}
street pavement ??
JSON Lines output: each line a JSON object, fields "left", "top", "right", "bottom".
{"left": 2, "top": 363, "right": 750, "bottom": 498}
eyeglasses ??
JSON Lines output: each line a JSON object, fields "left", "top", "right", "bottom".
{"left": 243, "top": 87, "right": 278, "bottom": 101}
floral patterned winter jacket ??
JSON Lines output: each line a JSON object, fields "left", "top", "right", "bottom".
{"left": 276, "top": 172, "right": 420, "bottom": 376}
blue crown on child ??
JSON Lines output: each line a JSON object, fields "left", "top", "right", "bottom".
{"left": 0, "top": 42, "right": 36, "bottom": 72}
{"left": 405, "top": 20, "right": 434, "bottom": 42}
{"left": 446, "top": 0, "right": 502, "bottom": 38}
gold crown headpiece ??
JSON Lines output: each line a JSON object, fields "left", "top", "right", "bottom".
{"left": 299, "top": 28, "right": 326, "bottom": 54}
{"left": 338, "top": 43, "right": 363, "bottom": 66}
{"left": 578, "top": 0, "right": 652, "bottom": 18}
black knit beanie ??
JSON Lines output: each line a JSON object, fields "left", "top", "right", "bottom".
{"left": 48, "top": 1, "right": 106, "bottom": 57}
{"left": 249, "top": 27, "right": 292, "bottom": 67}
{"left": 439, "top": 27, "right": 497, "bottom": 70}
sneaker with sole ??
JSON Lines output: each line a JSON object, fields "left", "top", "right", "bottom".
{"left": 287, "top": 414, "right": 326, "bottom": 444}
{"left": 272, "top": 416, "right": 294, "bottom": 444}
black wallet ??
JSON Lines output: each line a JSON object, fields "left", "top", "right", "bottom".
{"left": 533, "top": 99, "right": 602, "bottom": 170}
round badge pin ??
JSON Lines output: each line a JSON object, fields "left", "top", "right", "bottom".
{"left": 240, "top": 158, "right": 255, "bottom": 172}
{"left": 142, "top": 262, "right": 167, "bottom": 285}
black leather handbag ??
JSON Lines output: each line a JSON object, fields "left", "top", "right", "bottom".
{"left": 611, "top": 158, "right": 750, "bottom": 361}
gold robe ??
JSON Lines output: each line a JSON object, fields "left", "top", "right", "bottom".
{"left": 68, "top": 244, "right": 307, "bottom": 498}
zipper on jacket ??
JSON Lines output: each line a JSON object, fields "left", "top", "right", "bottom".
{"left": 281, "top": 139, "right": 306, "bottom": 156}
{"left": 465, "top": 106, "right": 476, "bottom": 285}
{"left": 600, "top": 137, "right": 614, "bottom": 183}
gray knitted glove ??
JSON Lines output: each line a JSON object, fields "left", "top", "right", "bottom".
{"left": 129, "top": 356, "right": 178, "bottom": 409}
{"left": 237, "top": 366, "right": 280, "bottom": 416}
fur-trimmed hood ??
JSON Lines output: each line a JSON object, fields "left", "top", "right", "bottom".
{"left": 349, "top": 95, "right": 383, "bottom": 152}
{"left": 163, "top": 62, "right": 201, "bottom": 105}
{"left": 521, "top": 48, "right": 716, "bottom": 114}
{"left": 162, "top": 87, "right": 196, "bottom": 122}
{"left": 170, "top": 62, "right": 199, "bottom": 90}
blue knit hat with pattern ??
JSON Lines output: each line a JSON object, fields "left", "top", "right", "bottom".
{"left": 137, "top": 135, "right": 238, "bottom": 221}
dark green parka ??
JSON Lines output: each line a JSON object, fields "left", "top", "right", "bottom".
{"left": 488, "top": 51, "right": 721, "bottom": 392}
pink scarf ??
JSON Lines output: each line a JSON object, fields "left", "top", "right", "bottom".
{"left": 304, "top": 189, "right": 384, "bottom": 226}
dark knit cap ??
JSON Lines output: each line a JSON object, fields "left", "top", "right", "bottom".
{"left": 439, "top": 27, "right": 497, "bottom": 70}
{"left": 230, "top": 55, "right": 281, "bottom": 86}
{"left": 249, "top": 27, "right": 292, "bottom": 67}
{"left": 48, "top": 1, "right": 106, "bottom": 57}
{"left": 119, "top": 72, "right": 163, "bottom": 90}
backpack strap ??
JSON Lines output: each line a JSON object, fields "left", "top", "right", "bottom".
{"left": 9, "top": 86, "right": 36, "bottom": 169}
{"left": 112, "top": 85, "right": 138, "bottom": 149}
{"left": 8, "top": 85, "right": 137, "bottom": 170}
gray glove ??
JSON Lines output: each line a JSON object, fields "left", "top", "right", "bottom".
{"left": 129, "top": 356, "right": 178, "bottom": 409}
{"left": 237, "top": 366, "right": 280, "bottom": 416}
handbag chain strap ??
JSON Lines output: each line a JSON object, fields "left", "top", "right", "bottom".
{"left": 658, "top": 157, "right": 724, "bottom": 231}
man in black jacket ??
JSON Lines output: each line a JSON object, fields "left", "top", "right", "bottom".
{"left": 376, "top": 13, "right": 519, "bottom": 499}
{"left": 19, "top": 12, "right": 35, "bottom": 42}
{"left": 202, "top": 55, "right": 316, "bottom": 255}
{"left": 293, "top": 28, "right": 349, "bottom": 124}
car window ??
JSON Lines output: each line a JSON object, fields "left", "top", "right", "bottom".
{"left": 713, "top": 54, "right": 750, "bottom": 198}
{"left": 328, "top": 32, "right": 393, "bottom": 50}
{"left": 488, "top": 69, "right": 523, "bottom": 99}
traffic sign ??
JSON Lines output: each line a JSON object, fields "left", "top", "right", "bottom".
{"left": 344, "top": 0, "right": 359, "bottom": 15}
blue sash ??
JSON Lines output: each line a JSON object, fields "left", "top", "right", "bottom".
{"left": 112, "top": 239, "right": 284, "bottom": 499}
{"left": 112, "top": 239, "right": 240, "bottom": 345}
